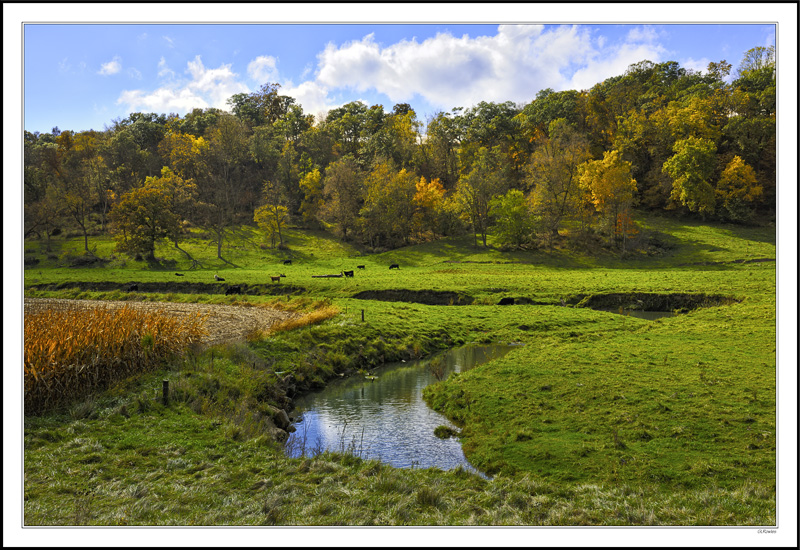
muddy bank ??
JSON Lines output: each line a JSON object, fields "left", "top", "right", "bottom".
{"left": 352, "top": 289, "right": 474, "bottom": 305}
{"left": 570, "top": 292, "right": 739, "bottom": 312}
{"left": 28, "top": 281, "right": 307, "bottom": 296}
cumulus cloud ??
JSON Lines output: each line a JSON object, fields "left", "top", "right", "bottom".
{"left": 115, "top": 24, "right": 675, "bottom": 122}
{"left": 98, "top": 56, "right": 122, "bottom": 75}
{"left": 278, "top": 23, "right": 681, "bottom": 117}
{"left": 681, "top": 57, "right": 711, "bottom": 74}
{"left": 117, "top": 55, "right": 249, "bottom": 115}
{"left": 281, "top": 80, "right": 336, "bottom": 120}
{"left": 117, "top": 86, "right": 208, "bottom": 114}
{"left": 303, "top": 24, "right": 664, "bottom": 113}
{"left": 247, "top": 55, "right": 279, "bottom": 84}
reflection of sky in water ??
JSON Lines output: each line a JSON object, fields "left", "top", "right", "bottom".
{"left": 286, "top": 345, "right": 514, "bottom": 475}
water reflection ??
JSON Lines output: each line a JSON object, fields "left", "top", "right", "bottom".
{"left": 285, "top": 344, "right": 514, "bottom": 476}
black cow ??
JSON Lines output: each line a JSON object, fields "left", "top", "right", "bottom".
{"left": 214, "top": 274, "right": 225, "bottom": 281}
{"left": 389, "top": 263, "right": 400, "bottom": 270}
{"left": 283, "top": 259, "right": 292, "bottom": 265}
{"left": 225, "top": 285, "right": 242, "bottom": 295}
{"left": 343, "top": 270, "right": 354, "bottom": 278}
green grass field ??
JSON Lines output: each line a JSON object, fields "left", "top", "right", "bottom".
{"left": 20, "top": 213, "right": 780, "bottom": 528}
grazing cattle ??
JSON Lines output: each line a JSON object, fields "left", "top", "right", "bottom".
{"left": 214, "top": 274, "right": 225, "bottom": 281}
{"left": 357, "top": 265, "right": 365, "bottom": 269}
{"left": 389, "top": 263, "right": 399, "bottom": 270}
{"left": 343, "top": 270, "right": 354, "bottom": 278}
{"left": 283, "top": 259, "right": 292, "bottom": 265}
{"left": 175, "top": 272, "right": 184, "bottom": 276}
{"left": 271, "top": 275, "right": 282, "bottom": 283}
{"left": 225, "top": 285, "right": 242, "bottom": 295}
{"left": 126, "top": 283, "right": 139, "bottom": 292}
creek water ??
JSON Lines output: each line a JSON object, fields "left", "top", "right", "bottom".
{"left": 284, "top": 344, "right": 516, "bottom": 475}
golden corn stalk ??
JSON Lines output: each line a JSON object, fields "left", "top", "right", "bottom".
{"left": 24, "top": 305, "right": 208, "bottom": 415}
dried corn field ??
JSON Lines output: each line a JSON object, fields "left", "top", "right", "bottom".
{"left": 23, "top": 298, "right": 299, "bottom": 414}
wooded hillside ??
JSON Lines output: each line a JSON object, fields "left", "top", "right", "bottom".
{"left": 24, "top": 46, "right": 776, "bottom": 258}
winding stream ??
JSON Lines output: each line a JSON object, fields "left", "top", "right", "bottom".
{"left": 284, "top": 344, "right": 515, "bottom": 475}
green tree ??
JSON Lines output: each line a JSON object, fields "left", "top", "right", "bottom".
{"left": 359, "top": 162, "right": 418, "bottom": 248}
{"left": 227, "top": 83, "right": 295, "bottom": 128}
{"left": 418, "top": 111, "right": 462, "bottom": 189}
{"left": 109, "top": 177, "right": 180, "bottom": 261}
{"left": 527, "top": 119, "right": 592, "bottom": 238}
{"left": 662, "top": 136, "right": 717, "bottom": 215}
{"left": 52, "top": 131, "right": 101, "bottom": 254}
{"left": 147, "top": 167, "right": 199, "bottom": 264}
{"left": 489, "top": 189, "right": 535, "bottom": 249}
{"left": 454, "top": 146, "right": 509, "bottom": 247}
{"left": 321, "top": 157, "right": 364, "bottom": 238}
{"left": 200, "top": 113, "right": 252, "bottom": 264}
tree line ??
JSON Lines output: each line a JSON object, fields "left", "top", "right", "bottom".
{"left": 23, "top": 46, "right": 775, "bottom": 261}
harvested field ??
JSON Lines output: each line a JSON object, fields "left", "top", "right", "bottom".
{"left": 24, "top": 298, "right": 300, "bottom": 347}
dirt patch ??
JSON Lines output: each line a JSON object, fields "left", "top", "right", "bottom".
{"left": 572, "top": 292, "right": 739, "bottom": 312}
{"left": 352, "top": 289, "right": 474, "bottom": 306}
{"left": 24, "top": 298, "right": 300, "bottom": 347}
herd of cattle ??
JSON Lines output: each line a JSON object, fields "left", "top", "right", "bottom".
{"left": 124, "top": 261, "right": 401, "bottom": 296}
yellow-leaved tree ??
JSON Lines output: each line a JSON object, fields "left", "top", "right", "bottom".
{"left": 412, "top": 176, "right": 446, "bottom": 240}
{"left": 254, "top": 181, "right": 289, "bottom": 249}
{"left": 579, "top": 150, "right": 638, "bottom": 249}
{"left": 716, "top": 156, "right": 763, "bottom": 222}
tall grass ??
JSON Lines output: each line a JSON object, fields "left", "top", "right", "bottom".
{"left": 24, "top": 305, "right": 207, "bottom": 414}
{"left": 258, "top": 305, "right": 340, "bottom": 337}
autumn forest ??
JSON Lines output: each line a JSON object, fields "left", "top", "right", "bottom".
{"left": 23, "top": 45, "right": 776, "bottom": 261}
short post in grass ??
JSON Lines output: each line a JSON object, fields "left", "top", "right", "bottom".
{"left": 361, "top": 309, "right": 365, "bottom": 322}
{"left": 162, "top": 380, "right": 169, "bottom": 405}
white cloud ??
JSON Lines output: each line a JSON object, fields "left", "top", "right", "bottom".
{"left": 117, "top": 86, "right": 208, "bottom": 114}
{"left": 158, "top": 57, "right": 175, "bottom": 79}
{"left": 307, "top": 25, "right": 602, "bottom": 111}
{"left": 98, "top": 56, "right": 122, "bottom": 75}
{"left": 127, "top": 67, "right": 142, "bottom": 80}
{"left": 682, "top": 57, "right": 711, "bottom": 74}
{"left": 281, "top": 80, "right": 335, "bottom": 120}
{"left": 163, "top": 35, "right": 175, "bottom": 48}
{"left": 115, "top": 24, "right": 676, "bottom": 123}
{"left": 247, "top": 55, "right": 279, "bottom": 84}
{"left": 117, "top": 55, "right": 249, "bottom": 115}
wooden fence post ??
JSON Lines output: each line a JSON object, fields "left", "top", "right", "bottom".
{"left": 162, "top": 380, "right": 169, "bottom": 405}
{"left": 361, "top": 309, "right": 365, "bottom": 322}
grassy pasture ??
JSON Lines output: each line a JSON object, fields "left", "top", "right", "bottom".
{"left": 21, "top": 213, "right": 778, "bottom": 526}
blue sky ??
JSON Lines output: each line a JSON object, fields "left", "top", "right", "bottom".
{"left": 22, "top": 20, "right": 776, "bottom": 134}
